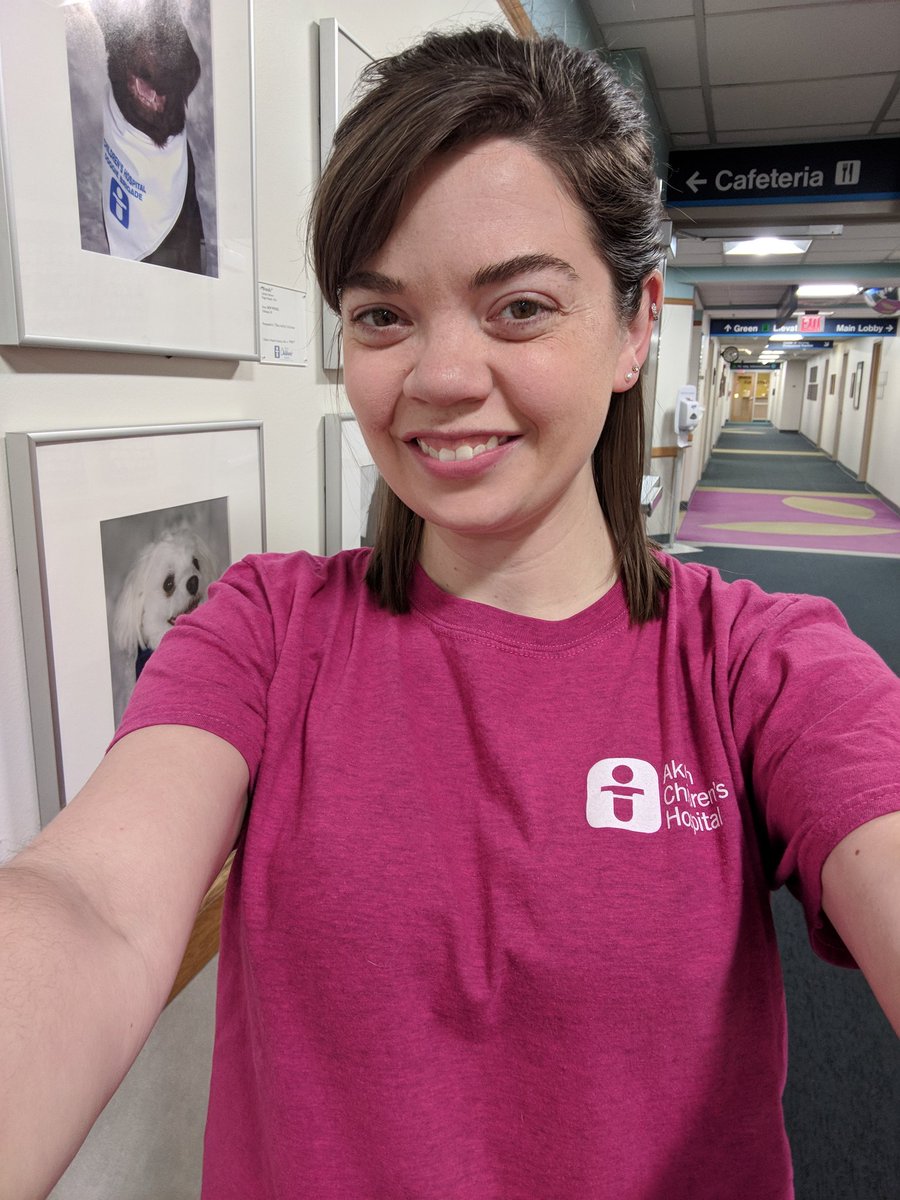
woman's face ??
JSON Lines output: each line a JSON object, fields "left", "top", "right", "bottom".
{"left": 340, "top": 138, "right": 656, "bottom": 547}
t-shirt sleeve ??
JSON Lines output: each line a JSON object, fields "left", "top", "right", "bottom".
{"left": 109, "top": 554, "right": 282, "bottom": 786}
{"left": 729, "top": 593, "right": 900, "bottom": 965}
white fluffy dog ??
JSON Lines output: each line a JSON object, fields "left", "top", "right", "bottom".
{"left": 113, "top": 525, "right": 220, "bottom": 672}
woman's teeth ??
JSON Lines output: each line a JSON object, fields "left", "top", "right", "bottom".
{"left": 416, "top": 435, "right": 508, "bottom": 461}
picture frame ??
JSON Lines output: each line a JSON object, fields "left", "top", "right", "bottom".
{"left": 6, "top": 421, "right": 266, "bottom": 825}
{"left": 0, "top": 1, "right": 257, "bottom": 358}
{"left": 318, "top": 18, "right": 374, "bottom": 370}
{"left": 324, "top": 413, "right": 378, "bottom": 553}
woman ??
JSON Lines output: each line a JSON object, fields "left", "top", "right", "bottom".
{"left": 3, "top": 27, "right": 899, "bottom": 1200}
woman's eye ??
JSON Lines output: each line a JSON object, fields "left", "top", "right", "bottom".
{"left": 354, "top": 308, "right": 399, "bottom": 328}
{"left": 502, "top": 299, "right": 546, "bottom": 321}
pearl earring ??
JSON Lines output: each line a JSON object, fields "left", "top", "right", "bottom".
{"left": 624, "top": 362, "right": 640, "bottom": 382}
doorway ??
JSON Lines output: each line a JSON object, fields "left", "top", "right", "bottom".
{"left": 730, "top": 372, "right": 753, "bottom": 421}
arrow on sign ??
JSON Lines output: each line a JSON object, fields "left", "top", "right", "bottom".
{"left": 686, "top": 171, "right": 708, "bottom": 193}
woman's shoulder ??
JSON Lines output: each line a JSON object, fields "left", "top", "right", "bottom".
{"left": 216, "top": 547, "right": 372, "bottom": 608}
{"left": 655, "top": 550, "right": 886, "bottom": 681}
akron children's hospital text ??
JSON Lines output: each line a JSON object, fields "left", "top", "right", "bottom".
{"left": 663, "top": 760, "right": 727, "bottom": 833}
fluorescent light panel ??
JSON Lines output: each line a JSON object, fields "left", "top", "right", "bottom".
{"left": 724, "top": 237, "right": 810, "bottom": 256}
{"left": 796, "top": 283, "right": 859, "bottom": 297}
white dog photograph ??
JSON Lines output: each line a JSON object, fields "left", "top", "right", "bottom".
{"left": 64, "top": 0, "right": 218, "bottom": 277}
{"left": 101, "top": 497, "right": 228, "bottom": 724}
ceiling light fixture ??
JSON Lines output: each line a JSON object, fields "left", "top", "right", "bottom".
{"left": 795, "top": 283, "right": 860, "bottom": 298}
{"left": 724, "top": 237, "right": 810, "bottom": 256}
{"left": 692, "top": 224, "right": 842, "bottom": 240}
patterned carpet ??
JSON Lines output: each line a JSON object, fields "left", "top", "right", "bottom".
{"left": 678, "top": 487, "right": 900, "bottom": 556}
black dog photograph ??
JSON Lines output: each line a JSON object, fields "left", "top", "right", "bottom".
{"left": 64, "top": 0, "right": 218, "bottom": 276}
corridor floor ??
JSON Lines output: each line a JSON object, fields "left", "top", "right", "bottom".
{"left": 673, "top": 419, "right": 900, "bottom": 1200}
{"left": 676, "top": 421, "right": 900, "bottom": 667}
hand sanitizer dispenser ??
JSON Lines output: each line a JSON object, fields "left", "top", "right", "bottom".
{"left": 675, "top": 385, "right": 703, "bottom": 448}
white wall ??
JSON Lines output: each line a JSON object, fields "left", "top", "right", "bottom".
{"left": 836, "top": 340, "right": 873, "bottom": 476}
{"left": 0, "top": 0, "right": 503, "bottom": 853}
{"left": 0, "top": 0, "right": 506, "bottom": 1195}
{"left": 797, "top": 337, "right": 900, "bottom": 507}
{"left": 647, "top": 296, "right": 696, "bottom": 538}
{"left": 863, "top": 334, "right": 900, "bottom": 508}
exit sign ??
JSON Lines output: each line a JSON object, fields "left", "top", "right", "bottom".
{"left": 799, "top": 314, "right": 826, "bottom": 334}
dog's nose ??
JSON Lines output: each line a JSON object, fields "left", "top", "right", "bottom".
{"left": 186, "top": 575, "right": 199, "bottom": 596}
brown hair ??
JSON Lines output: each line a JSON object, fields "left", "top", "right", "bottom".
{"left": 311, "top": 26, "right": 670, "bottom": 622}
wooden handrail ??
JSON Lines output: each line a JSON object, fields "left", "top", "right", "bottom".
{"left": 165, "top": 853, "right": 234, "bottom": 1006}
{"left": 496, "top": 0, "right": 536, "bottom": 37}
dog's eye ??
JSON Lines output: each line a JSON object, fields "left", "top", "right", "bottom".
{"left": 192, "top": 557, "right": 200, "bottom": 572}
{"left": 163, "top": 574, "right": 176, "bottom": 596}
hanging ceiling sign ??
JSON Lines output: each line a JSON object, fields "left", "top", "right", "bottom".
{"left": 667, "top": 139, "right": 900, "bottom": 206}
{"left": 709, "top": 318, "right": 896, "bottom": 338}
{"left": 729, "top": 361, "right": 782, "bottom": 370}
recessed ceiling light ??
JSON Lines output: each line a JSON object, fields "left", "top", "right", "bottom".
{"left": 795, "top": 283, "right": 859, "bottom": 297}
{"left": 724, "top": 237, "right": 811, "bottom": 256}
{"left": 769, "top": 333, "right": 801, "bottom": 341}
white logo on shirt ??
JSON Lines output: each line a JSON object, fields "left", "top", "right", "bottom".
{"left": 586, "top": 757, "right": 729, "bottom": 835}
{"left": 586, "top": 758, "right": 661, "bottom": 833}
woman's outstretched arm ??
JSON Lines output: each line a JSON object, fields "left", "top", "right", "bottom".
{"left": 0, "top": 724, "right": 248, "bottom": 1200}
{"left": 822, "top": 809, "right": 900, "bottom": 1038}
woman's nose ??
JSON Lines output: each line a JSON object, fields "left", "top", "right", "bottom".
{"left": 401, "top": 322, "right": 492, "bottom": 408}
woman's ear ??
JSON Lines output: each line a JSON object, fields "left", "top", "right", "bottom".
{"left": 613, "top": 271, "right": 664, "bottom": 392}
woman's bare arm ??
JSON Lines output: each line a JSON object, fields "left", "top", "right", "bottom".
{"left": 821, "top": 809, "right": 900, "bottom": 1038}
{"left": 0, "top": 725, "right": 248, "bottom": 1200}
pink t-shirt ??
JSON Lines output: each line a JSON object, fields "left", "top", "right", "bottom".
{"left": 114, "top": 549, "right": 900, "bottom": 1199}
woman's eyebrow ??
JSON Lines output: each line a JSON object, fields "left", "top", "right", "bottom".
{"left": 469, "top": 254, "right": 580, "bottom": 289}
{"left": 341, "top": 269, "right": 405, "bottom": 294}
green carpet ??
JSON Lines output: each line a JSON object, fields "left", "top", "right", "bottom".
{"left": 691, "top": 545, "right": 899, "bottom": 670}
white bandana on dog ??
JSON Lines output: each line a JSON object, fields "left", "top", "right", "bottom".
{"left": 101, "top": 84, "right": 188, "bottom": 261}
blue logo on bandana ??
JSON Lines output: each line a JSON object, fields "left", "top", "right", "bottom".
{"left": 109, "top": 179, "right": 129, "bottom": 228}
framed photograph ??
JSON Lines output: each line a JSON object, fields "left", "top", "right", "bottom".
{"left": 0, "top": 1, "right": 256, "bottom": 358}
{"left": 318, "top": 18, "right": 374, "bottom": 370}
{"left": 6, "top": 422, "right": 265, "bottom": 825}
{"left": 324, "top": 413, "right": 378, "bottom": 553}
{"left": 852, "top": 361, "right": 865, "bottom": 410}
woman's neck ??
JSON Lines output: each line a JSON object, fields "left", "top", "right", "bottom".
{"left": 418, "top": 498, "right": 617, "bottom": 621}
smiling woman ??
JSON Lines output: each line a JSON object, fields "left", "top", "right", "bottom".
{"left": 311, "top": 28, "right": 669, "bottom": 621}
{"left": 2, "top": 23, "right": 900, "bottom": 1200}
{"left": 338, "top": 138, "right": 653, "bottom": 617}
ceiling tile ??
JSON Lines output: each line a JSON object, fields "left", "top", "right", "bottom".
{"left": 657, "top": 88, "right": 708, "bottom": 134}
{"left": 712, "top": 76, "right": 894, "bottom": 132}
{"left": 671, "top": 132, "right": 714, "bottom": 146}
{"left": 881, "top": 120, "right": 900, "bottom": 134}
{"left": 712, "top": 123, "right": 874, "bottom": 144}
{"left": 596, "top": 18, "right": 700, "bottom": 87}
{"left": 836, "top": 223, "right": 900, "bottom": 243}
{"left": 706, "top": 3, "right": 900, "bottom": 85}
{"left": 704, "top": 0, "right": 845, "bottom": 11}
{"left": 587, "top": 0, "right": 693, "bottom": 20}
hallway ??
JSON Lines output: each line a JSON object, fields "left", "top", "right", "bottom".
{"left": 678, "top": 421, "right": 900, "bottom": 668}
{"left": 675, "top": 422, "right": 900, "bottom": 1199}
